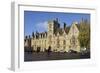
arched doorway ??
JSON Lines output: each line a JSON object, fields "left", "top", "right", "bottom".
{"left": 48, "top": 46, "right": 51, "bottom": 53}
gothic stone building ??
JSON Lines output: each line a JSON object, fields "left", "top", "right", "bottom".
{"left": 25, "top": 19, "right": 81, "bottom": 52}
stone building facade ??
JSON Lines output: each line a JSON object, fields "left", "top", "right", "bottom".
{"left": 25, "top": 19, "right": 81, "bottom": 52}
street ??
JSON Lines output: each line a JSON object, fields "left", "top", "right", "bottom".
{"left": 24, "top": 52, "right": 90, "bottom": 61}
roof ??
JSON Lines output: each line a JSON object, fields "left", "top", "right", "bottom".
{"left": 75, "top": 24, "right": 80, "bottom": 31}
{"left": 54, "top": 26, "right": 71, "bottom": 36}
{"left": 54, "top": 23, "right": 81, "bottom": 36}
{"left": 64, "top": 26, "right": 70, "bottom": 34}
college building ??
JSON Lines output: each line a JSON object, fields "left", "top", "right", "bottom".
{"left": 24, "top": 18, "right": 87, "bottom": 52}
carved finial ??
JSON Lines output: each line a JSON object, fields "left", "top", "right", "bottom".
{"left": 56, "top": 18, "right": 58, "bottom": 22}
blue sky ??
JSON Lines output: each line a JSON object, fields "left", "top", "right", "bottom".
{"left": 24, "top": 11, "right": 90, "bottom": 36}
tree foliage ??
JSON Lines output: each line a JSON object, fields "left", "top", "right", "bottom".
{"left": 78, "top": 19, "right": 90, "bottom": 49}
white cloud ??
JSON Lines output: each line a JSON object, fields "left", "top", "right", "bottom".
{"left": 35, "top": 21, "right": 48, "bottom": 32}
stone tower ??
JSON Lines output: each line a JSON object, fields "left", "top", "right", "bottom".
{"left": 47, "top": 18, "right": 60, "bottom": 50}
{"left": 47, "top": 20, "right": 54, "bottom": 49}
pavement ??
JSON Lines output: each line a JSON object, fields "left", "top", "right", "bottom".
{"left": 24, "top": 52, "right": 90, "bottom": 62}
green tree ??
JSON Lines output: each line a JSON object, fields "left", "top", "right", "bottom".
{"left": 78, "top": 19, "right": 90, "bottom": 49}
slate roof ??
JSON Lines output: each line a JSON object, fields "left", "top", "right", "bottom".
{"left": 75, "top": 24, "right": 80, "bottom": 31}
{"left": 54, "top": 26, "right": 71, "bottom": 36}
{"left": 54, "top": 23, "right": 80, "bottom": 36}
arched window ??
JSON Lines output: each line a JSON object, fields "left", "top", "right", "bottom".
{"left": 45, "top": 40, "right": 46, "bottom": 47}
{"left": 72, "top": 35, "right": 76, "bottom": 44}
{"left": 57, "top": 37, "right": 60, "bottom": 48}
{"left": 71, "top": 35, "right": 76, "bottom": 49}
{"left": 63, "top": 40, "right": 66, "bottom": 45}
{"left": 48, "top": 35, "right": 52, "bottom": 45}
{"left": 63, "top": 40, "right": 66, "bottom": 49}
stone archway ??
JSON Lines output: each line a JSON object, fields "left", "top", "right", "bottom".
{"left": 48, "top": 46, "right": 52, "bottom": 52}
